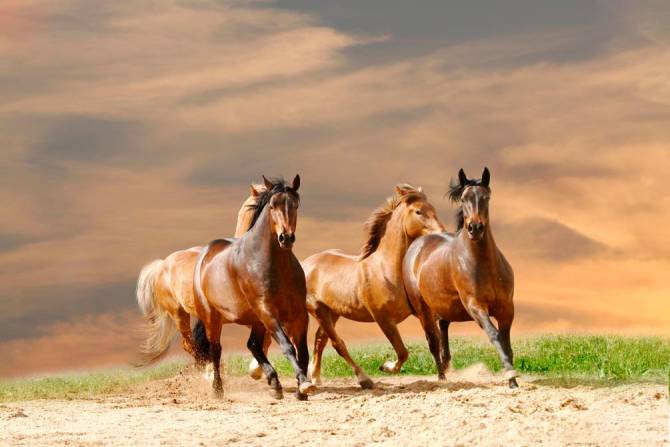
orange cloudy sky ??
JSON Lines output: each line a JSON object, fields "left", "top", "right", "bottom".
{"left": 1, "top": 0, "right": 669, "bottom": 377}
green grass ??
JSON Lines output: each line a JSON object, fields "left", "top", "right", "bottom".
{"left": 0, "top": 361, "right": 185, "bottom": 402}
{"left": 229, "top": 335, "right": 670, "bottom": 384}
{"left": 1, "top": 335, "right": 668, "bottom": 402}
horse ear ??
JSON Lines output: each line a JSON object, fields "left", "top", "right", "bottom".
{"left": 395, "top": 184, "right": 410, "bottom": 196}
{"left": 250, "top": 183, "right": 262, "bottom": 197}
{"left": 262, "top": 175, "right": 273, "bottom": 190}
{"left": 458, "top": 168, "right": 467, "bottom": 187}
{"left": 481, "top": 167, "right": 490, "bottom": 187}
{"left": 417, "top": 186, "right": 423, "bottom": 192}
{"left": 291, "top": 174, "right": 300, "bottom": 191}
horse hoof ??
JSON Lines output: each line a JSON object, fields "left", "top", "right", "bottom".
{"left": 299, "top": 381, "right": 316, "bottom": 395}
{"left": 269, "top": 388, "right": 284, "bottom": 400}
{"left": 508, "top": 378, "right": 519, "bottom": 389}
{"left": 379, "top": 360, "right": 398, "bottom": 373}
{"left": 296, "top": 392, "right": 309, "bottom": 401}
{"left": 248, "top": 360, "right": 263, "bottom": 381}
{"left": 438, "top": 374, "right": 447, "bottom": 382}
{"left": 212, "top": 385, "right": 224, "bottom": 398}
{"left": 359, "top": 378, "right": 375, "bottom": 389}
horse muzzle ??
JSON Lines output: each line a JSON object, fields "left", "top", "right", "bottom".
{"left": 466, "top": 222, "right": 485, "bottom": 240}
{"left": 278, "top": 232, "right": 296, "bottom": 249}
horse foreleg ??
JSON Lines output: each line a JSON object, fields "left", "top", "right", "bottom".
{"left": 246, "top": 326, "right": 283, "bottom": 399}
{"left": 374, "top": 317, "right": 409, "bottom": 374}
{"left": 267, "top": 320, "right": 315, "bottom": 400}
{"left": 437, "top": 319, "right": 452, "bottom": 377}
{"left": 308, "top": 324, "right": 331, "bottom": 385}
{"left": 248, "top": 333, "right": 272, "bottom": 380}
{"left": 498, "top": 323, "right": 519, "bottom": 388}
{"left": 468, "top": 305, "right": 518, "bottom": 388}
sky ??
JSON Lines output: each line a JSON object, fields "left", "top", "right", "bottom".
{"left": 1, "top": 0, "right": 669, "bottom": 377}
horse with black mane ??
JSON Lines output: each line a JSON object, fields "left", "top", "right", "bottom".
{"left": 403, "top": 168, "right": 519, "bottom": 388}
{"left": 191, "top": 175, "right": 315, "bottom": 400}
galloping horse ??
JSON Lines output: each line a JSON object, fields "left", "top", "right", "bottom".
{"left": 403, "top": 168, "right": 519, "bottom": 388}
{"left": 303, "top": 184, "right": 444, "bottom": 388}
{"left": 192, "top": 176, "right": 315, "bottom": 400}
{"left": 135, "top": 183, "right": 265, "bottom": 366}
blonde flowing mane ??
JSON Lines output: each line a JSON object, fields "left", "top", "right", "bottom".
{"left": 359, "top": 184, "right": 425, "bottom": 260}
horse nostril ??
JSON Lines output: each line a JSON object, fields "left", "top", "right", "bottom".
{"left": 468, "top": 223, "right": 474, "bottom": 233}
{"left": 278, "top": 234, "right": 285, "bottom": 244}
{"left": 289, "top": 233, "right": 295, "bottom": 243}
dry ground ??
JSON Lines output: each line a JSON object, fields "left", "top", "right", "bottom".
{"left": 1, "top": 365, "right": 667, "bottom": 446}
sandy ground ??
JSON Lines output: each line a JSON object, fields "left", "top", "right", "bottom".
{"left": 1, "top": 365, "right": 667, "bottom": 447}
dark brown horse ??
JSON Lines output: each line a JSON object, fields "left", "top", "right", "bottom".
{"left": 403, "top": 168, "right": 519, "bottom": 388}
{"left": 303, "top": 185, "right": 444, "bottom": 388}
{"left": 192, "top": 176, "right": 316, "bottom": 400}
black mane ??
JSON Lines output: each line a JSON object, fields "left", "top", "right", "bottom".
{"left": 246, "top": 177, "right": 299, "bottom": 231}
{"left": 448, "top": 175, "right": 488, "bottom": 231}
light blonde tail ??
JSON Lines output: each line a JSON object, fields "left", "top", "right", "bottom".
{"left": 134, "top": 259, "right": 176, "bottom": 366}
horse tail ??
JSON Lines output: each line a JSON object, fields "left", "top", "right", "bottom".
{"left": 134, "top": 259, "right": 177, "bottom": 366}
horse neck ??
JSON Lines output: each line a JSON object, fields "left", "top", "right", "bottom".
{"left": 245, "top": 205, "right": 287, "bottom": 261}
{"left": 458, "top": 225, "right": 498, "bottom": 265}
{"left": 373, "top": 208, "right": 410, "bottom": 272}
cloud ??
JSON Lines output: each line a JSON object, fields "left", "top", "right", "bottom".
{"left": 1, "top": 0, "right": 670, "bottom": 377}
{"left": 495, "top": 217, "right": 608, "bottom": 262}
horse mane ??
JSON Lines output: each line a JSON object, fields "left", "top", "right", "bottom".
{"left": 447, "top": 176, "right": 488, "bottom": 231}
{"left": 246, "top": 178, "right": 299, "bottom": 231}
{"left": 359, "top": 184, "right": 426, "bottom": 260}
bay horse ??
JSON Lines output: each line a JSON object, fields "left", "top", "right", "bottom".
{"left": 135, "top": 183, "right": 265, "bottom": 366}
{"left": 192, "top": 176, "right": 316, "bottom": 400}
{"left": 303, "top": 184, "right": 444, "bottom": 388}
{"left": 402, "top": 168, "right": 519, "bottom": 388}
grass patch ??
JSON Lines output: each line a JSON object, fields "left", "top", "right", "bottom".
{"left": 228, "top": 335, "right": 670, "bottom": 383}
{"left": 0, "top": 361, "right": 185, "bottom": 402}
{"left": 1, "top": 335, "right": 667, "bottom": 402}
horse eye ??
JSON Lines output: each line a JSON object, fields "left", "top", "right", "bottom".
{"left": 415, "top": 210, "right": 422, "bottom": 215}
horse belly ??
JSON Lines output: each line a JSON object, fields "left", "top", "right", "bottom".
{"left": 421, "top": 283, "right": 471, "bottom": 322}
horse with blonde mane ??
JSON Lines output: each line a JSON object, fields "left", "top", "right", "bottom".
{"left": 134, "top": 183, "right": 265, "bottom": 366}
{"left": 302, "top": 184, "right": 444, "bottom": 388}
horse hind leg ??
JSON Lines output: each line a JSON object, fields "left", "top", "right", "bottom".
{"left": 438, "top": 319, "right": 452, "bottom": 378}
{"left": 412, "top": 302, "right": 443, "bottom": 380}
{"left": 198, "top": 312, "right": 223, "bottom": 397}
{"left": 315, "top": 307, "right": 373, "bottom": 389}
{"left": 248, "top": 333, "right": 272, "bottom": 380}
{"left": 247, "top": 326, "right": 283, "bottom": 399}
{"left": 374, "top": 316, "right": 409, "bottom": 375}
{"left": 308, "top": 324, "right": 331, "bottom": 385}
{"left": 174, "top": 308, "right": 206, "bottom": 367}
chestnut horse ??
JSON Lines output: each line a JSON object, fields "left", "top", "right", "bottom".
{"left": 403, "top": 168, "right": 519, "bottom": 388}
{"left": 192, "top": 176, "right": 315, "bottom": 400}
{"left": 135, "top": 183, "right": 265, "bottom": 366}
{"left": 303, "top": 184, "right": 444, "bottom": 388}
